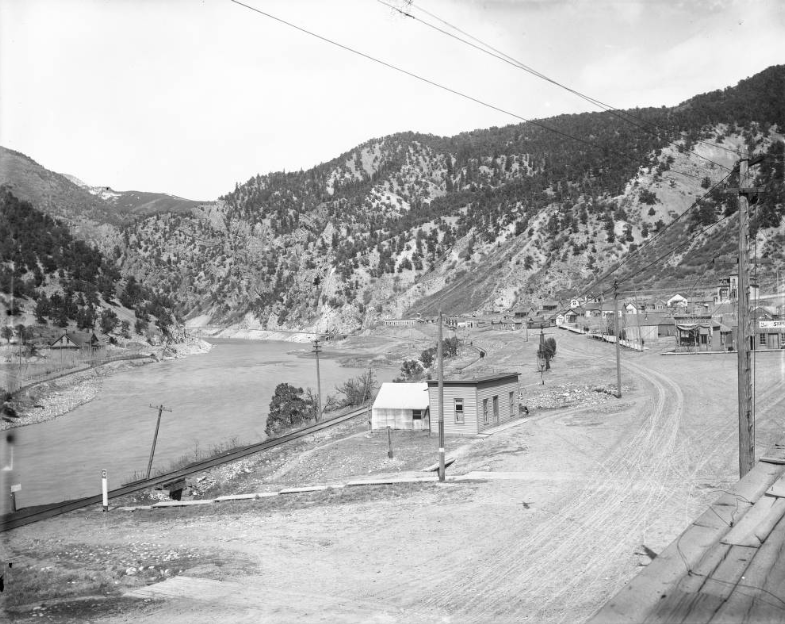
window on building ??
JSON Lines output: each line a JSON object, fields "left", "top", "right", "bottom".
{"left": 493, "top": 396, "right": 499, "bottom": 420}
{"left": 412, "top": 409, "right": 422, "bottom": 420}
{"left": 454, "top": 398, "right": 464, "bottom": 424}
{"left": 483, "top": 398, "right": 488, "bottom": 423}
{"left": 509, "top": 391, "right": 514, "bottom": 415}
{"left": 760, "top": 334, "right": 767, "bottom": 346}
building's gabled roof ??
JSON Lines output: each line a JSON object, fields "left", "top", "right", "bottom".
{"left": 51, "top": 331, "right": 99, "bottom": 347}
{"left": 751, "top": 306, "right": 775, "bottom": 319}
{"left": 373, "top": 383, "right": 429, "bottom": 411}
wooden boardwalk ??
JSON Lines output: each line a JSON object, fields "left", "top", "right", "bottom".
{"left": 588, "top": 441, "right": 785, "bottom": 623}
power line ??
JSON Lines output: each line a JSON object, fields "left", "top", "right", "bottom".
{"left": 385, "top": 0, "right": 737, "bottom": 173}
{"left": 229, "top": 0, "right": 596, "bottom": 150}
{"left": 610, "top": 210, "right": 736, "bottom": 295}
{"left": 577, "top": 170, "right": 735, "bottom": 300}
{"left": 230, "top": 0, "right": 725, "bottom": 208}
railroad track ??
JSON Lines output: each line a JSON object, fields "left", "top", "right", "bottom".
{"left": 0, "top": 405, "right": 370, "bottom": 533}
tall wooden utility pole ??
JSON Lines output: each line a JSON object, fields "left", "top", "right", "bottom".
{"left": 437, "top": 310, "right": 445, "bottom": 482}
{"left": 613, "top": 280, "right": 622, "bottom": 398}
{"left": 312, "top": 338, "right": 323, "bottom": 421}
{"left": 146, "top": 404, "right": 172, "bottom": 479}
{"left": 736, "top": 152, "right": 755, "bottom": 477}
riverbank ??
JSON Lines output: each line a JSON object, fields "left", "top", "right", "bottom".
{"left": 1, "top": 338, "right": 213, "bottom": 431}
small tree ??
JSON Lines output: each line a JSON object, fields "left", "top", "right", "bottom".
{"left": 420, "top": 347, "right": 435, "bottom": 368}
{"left": 1, "top": 325, "right": 13, "bottom": 345}
{"left": 266, "top": 383, "right": 315, "bottom": 436}
{"left": 335, "top": 369, "right": 378, "bottom": 407}
{"left": 396, "top": 359, "right": 423, "bottom": 382}
{"left": 537, "top": 336, "right": 557, "bottom": 370}
{"left": 100, "top": 308, "right": 118, "bottom": 334}
{"left": 15, "top": 324, "right": 29, "bottom": 345}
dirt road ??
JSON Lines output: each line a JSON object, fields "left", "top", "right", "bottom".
{"left": 6, "top": 332, "right": 785, "bottom": 623}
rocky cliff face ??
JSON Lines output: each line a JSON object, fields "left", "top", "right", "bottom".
{"left": 3, "top": 67, "right": 784, "bottom": 336}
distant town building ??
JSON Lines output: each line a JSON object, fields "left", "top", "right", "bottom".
{"left": 49, "top": 331, "right": 101, "bottom": 351}
{"left": 383, "top": 318, "right": 422, "bottom": 327}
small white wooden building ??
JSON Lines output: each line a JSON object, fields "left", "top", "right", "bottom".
{"left": 371, "top": 382, "right": 430, "bottom": 431}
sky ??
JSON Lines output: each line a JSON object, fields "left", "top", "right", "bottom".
{"left": 1, "top": 0, "right": 783, "bottom": 200}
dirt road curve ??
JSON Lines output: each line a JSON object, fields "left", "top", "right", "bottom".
{"left": 9, "top": 333, "right": 785, "bottom": 624}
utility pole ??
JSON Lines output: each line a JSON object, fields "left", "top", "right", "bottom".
{"left": 146, "top": 404, "right": 172, "bottom": 479}
{"left": 613, "top": 280, "right": 622, "bottom": 398}
{"left": 437, "top": 310, "right": 445, "bottom": 482}
{"left": 312, "top": 338, "right": 322, "bottom": 421}
{"left": 736, "top": 152, "right": 754, "bottom": 477}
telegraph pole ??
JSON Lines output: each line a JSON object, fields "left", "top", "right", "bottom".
{"left": 736, "top": 152, "right": 754, "bottom": 477}
{"left": 437, "top": 310, "right": 445, "bottom": 482}
{"left": 613, "top": 280, "right": 622, "bottom": 398}
{"left": 146, "top": 404, "right": 172, "bottom": 479}
{"left": 312, "top": 338, "right": 323, "bottom": 421}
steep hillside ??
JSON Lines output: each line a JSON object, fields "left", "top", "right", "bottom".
{"left": 113, "top": 66, "right": 783, "bottom": 333}
{"left": 61, "top": 174, "right": 206, "bottom": 218}
{"left": 0, "top": 188, "right": 177, "bottom": 341}
{"left": 3, "top": 67, "right": 783, "bottom": 336}
{"left": 0, "top": 147, "right": 120, "bottom": 228}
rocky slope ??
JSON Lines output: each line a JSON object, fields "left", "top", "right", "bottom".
{"left": 2, "top": 66, "right": 783, "bottom": 336}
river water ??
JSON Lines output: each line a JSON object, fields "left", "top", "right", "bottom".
{"left": 2, "top": 340, "right": 395, "bottom": 511}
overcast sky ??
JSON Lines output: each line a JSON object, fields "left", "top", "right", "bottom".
{"left": 1, "top": 0, "right": 782, "bottom": 200}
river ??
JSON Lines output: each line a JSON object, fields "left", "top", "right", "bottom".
{"left": 1, "top": 339, "right": 396, "bottom": 511}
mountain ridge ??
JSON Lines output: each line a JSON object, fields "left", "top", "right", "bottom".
{"left": 2, "top": 65, "right": 783, "bottom": 336}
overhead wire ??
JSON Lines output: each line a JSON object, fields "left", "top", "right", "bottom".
{"left": 229, "top": 0, "right": 595, "bottom": 150}
{"left": 230, "top": 0, "right": 719, "bottom": 190}
{"left": 387, "top": 0, "right": 738, "bottom": 173}
{"left": 576, "top": 170, "right": 736, "bottom": 300}
{"left": 231, "top": 0, "right": 748, "bottom": 297}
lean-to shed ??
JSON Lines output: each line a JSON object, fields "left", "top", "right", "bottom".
{"left": 371, "top": 382, "right": 430, "bottom": 430}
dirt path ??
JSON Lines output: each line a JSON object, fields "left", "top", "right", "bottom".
{"left": 5, "top": 334, "right": 784, "bottom": 624}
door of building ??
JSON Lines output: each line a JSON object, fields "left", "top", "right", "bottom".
{"left": 768, "top": 333, "right": 779, "bottom": 349}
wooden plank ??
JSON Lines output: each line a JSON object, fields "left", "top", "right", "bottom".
{"left": 152, "top": 499, "right": 215, "bottom": 507}
{"left": 699, "top": 545, "right": 757, "bottom": 598}
{"left": 421, "top": 456, "right": 456, "bottom": 472}
{"left": 708, "top": 514, "right": 785, "bottom": 622}
{"left": 678, "top": 543, "right": 731, "bottom": 593}
{"left": 721, "top": 495, "right": 779, "bottom": 547}
{"left": 759, "top": 456, "right": 785, "bottom": 465}
{"left": 214, "top": 494, "right": 259, "bottom": 502}
{"left": 586, "top": 524, "right": 726, "bottom": 624}
{"left": 693, "top": 503, "right": 743, "bottom": 532}
{"left": 714, "top": 461, "right": 783, "bottom": 509}
{"left": 587, "top": 462, "right": 785, "bottom": 624}
{"left": 765, "top": 476, "right": 785, "bottom": 498}
{"left": 754, "top": 498, "right": 785, "bottom": 544}
{"left": 642, "top": 591, "right": 724, "bottom": 624}
{"left": 278, "top": 486, "right": 330, "bottom": 494}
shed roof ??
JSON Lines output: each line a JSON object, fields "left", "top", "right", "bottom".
{"left": 588, "top": 440, "right": 785, "bottom": 624}
{"left": 426, "top": 372, "right": 519, "bottom": 387}
{"left": 373, "top": 383, "right": 429, "bottom": 410}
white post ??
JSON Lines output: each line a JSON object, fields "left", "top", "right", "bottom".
{"left": 102, "top": 469, "right": 109, "bottom": 512}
